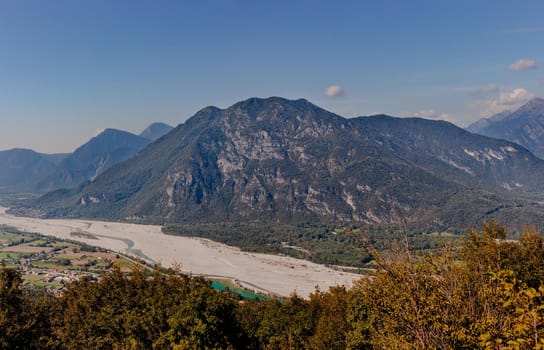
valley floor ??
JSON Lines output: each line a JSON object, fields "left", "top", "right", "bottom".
{"left": 0, "top": 207, "right": 360, "bottom": 297}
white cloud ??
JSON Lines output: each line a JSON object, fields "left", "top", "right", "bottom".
{"left": 470, "top": 83, "right": 499, "bottom": 98}
{"left": 498, "top": 88, "right": 534, "bottom": 105}
{"left": 509, "top": 59, "right": 537, "bottom": 71}
{"left": 94, "top": 128, "right": 105, "bottom": 136}
{"left": 324, "top": 84, "right": 345, "bottom": 97}
{"left": 468, "top": 88, "right": 535, "bottom": 117}
{"left": 412, "top": 109, "right": 457, "bottom": 123}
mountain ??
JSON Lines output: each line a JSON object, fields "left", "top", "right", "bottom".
{"left": 139, "top": 122, "right": 174, "bottom": 142}
{"left": 466, "top": 98, "right": 544, "bottom": 158}
{"left": 28, "top": 97, "right": 544, "bottom": 231}
{"left": 466, "top": 110, "right": 511, "bottom": 134}
{"left": 0, "top": 126, "right": 165, "bottom": 194}
{"left": 34, "top": 129, "right": 151, "bottom": 192}
{"left": 0, "top": 149, "right": 67, "bottom": 193}
{"left": 43, "top": 153, "right": 70, "bottom": 165}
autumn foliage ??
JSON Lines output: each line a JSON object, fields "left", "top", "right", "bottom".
{"left": 1, "top": 221, "right": 544, "bottom": 349}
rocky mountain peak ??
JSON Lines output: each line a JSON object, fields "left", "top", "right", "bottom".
{"left": 230, "top": 96, "right": 310, "bottom": 110}
{"left": 27, "top": 97, "right": 544, "bottom": 232}
{"left": 220, "top": 97, "right": 346, "bottom": 133}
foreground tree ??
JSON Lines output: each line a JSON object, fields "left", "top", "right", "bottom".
{"left": 50, "top": 267, "right": 240, "bottom": 349}
{"left": 0, "top": 266, "right": 27, "bottom": 348}
{"left": 0, "top": 266, "right": 53, "bottom": 349}
{"left": 2, "top": 220, "right": 544, "bottom": 349}
{"left": 346, "top": 221, "right": 544, "bottom": 349}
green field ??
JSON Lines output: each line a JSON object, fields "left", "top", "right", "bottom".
{"left": 22, "top": 274, "right": 63, "bottom": 288}
{"left": 0, "top": 251, "right": 28, "bottom": 260}
{"left": 0, "top": 231, "right": 20, "bottom": 242}
{"left": 0, "top": 231, "right": 34, "bottom": 244}
{"left": 29, "top": 239, "right": 50, "bottom": 247}
{"left": 112, "top": 257, "right": 139, "bottom": 271}
{"left": 31, "top": 260, "right": 70, "bottom": 270}
{"left": 25, "top": 280, "right": 63, "bottom": 288}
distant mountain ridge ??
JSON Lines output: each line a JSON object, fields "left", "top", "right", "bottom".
{"left": 466, "top": 110, "right": 511, "bottom": 134}
{"left": 467, "top": 98, "right": 544, "bottom": 158}
{"left": 139, "top": 122, "right": 174, "bottom": 142}
{"left": 27, "top": 97, "right": 544, "bottom": 231}
{"left": 0, "top": 123, "right": 172, "bottom": 194}
{"left": 0, "top": 149, "right": 65, "bottom": 192}
{"left": 34, "top": 128, "right": 152, "bottom": 192}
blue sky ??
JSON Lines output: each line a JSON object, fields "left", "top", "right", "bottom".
{"left": 1, "top": 0, "right": 543, "bottom": 153}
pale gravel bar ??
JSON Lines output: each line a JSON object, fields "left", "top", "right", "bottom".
{"left": 0, "top": 207, "right": 361, "bottom": 297}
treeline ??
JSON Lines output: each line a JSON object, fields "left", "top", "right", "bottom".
{"left": 163, "top": 221, "right": 455, "bottom": 268}
{"left": 2, "top": 221, "right": 544, "bottom": 349}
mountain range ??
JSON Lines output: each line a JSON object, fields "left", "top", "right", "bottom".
{"left": 23, "top": 97, "right": 544, "bottom": 232}
{"left": 0, "top": 149, "right": 67, "bottom": 193}
{"left": 467, "top": 98, "right": 544, "bottom": 159}
{"left": 0, "top": 123, "right": 173, "bottom": 194}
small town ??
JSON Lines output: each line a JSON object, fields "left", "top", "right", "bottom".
{"left": 0, "top": 225, "right": 134, "bottom": 295}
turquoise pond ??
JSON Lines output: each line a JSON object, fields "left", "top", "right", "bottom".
{"left": 210, "top": 280, "right": 270, "bottom": 301}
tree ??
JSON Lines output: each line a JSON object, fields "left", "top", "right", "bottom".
{"left": 0, "top": 266, "right": 52, "bottom": 349}
{"left": 307, "top": 286, "right": 350, "bottom": 350}
{"left": 51, "top": 267, "right": 240, "bottom": 349}
{"left": 345, "top": 221, "right": 544, "bottom": 349}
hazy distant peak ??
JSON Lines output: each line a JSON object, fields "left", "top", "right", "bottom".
{"left": 30, "top": 127, "right": 152, "bottom": 192}
{"left": 2, "top": 147, "right": 39, "bottom": 154}
{"left": 499, "top": 97, "right": 544, "bottom": 123}
{"left": 466, "top": 110, "right": 512, "bottom": 133}
{"left": 489, "top": 110, "right": 512, "bottom": 122}
{"left": 467, "top": 98, "right": 544, "bottom": 134}
{"left": 139, "top": 122, "right": 174, "bottom": 142}
{"left": 526, "top": 97, "right": 544, "bottom": 105}
{"left": 465, "top": 96, "right": 544, "bottom": 158}
{"left": 99, "top": 128, "right": 125, "bottom": 135}
{"left": 516, "top": 97, "right": 544, "bottom": 114}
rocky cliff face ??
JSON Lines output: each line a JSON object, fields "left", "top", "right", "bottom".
{"left": 32, "top": 97, "right": 544, "bottom": 231}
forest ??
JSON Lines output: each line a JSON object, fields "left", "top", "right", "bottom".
{"left": 163, "top": 221, "right": 456, "bottom": 268}
{"left": 1, "top": 221, "right": 544, "bottom": 349}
